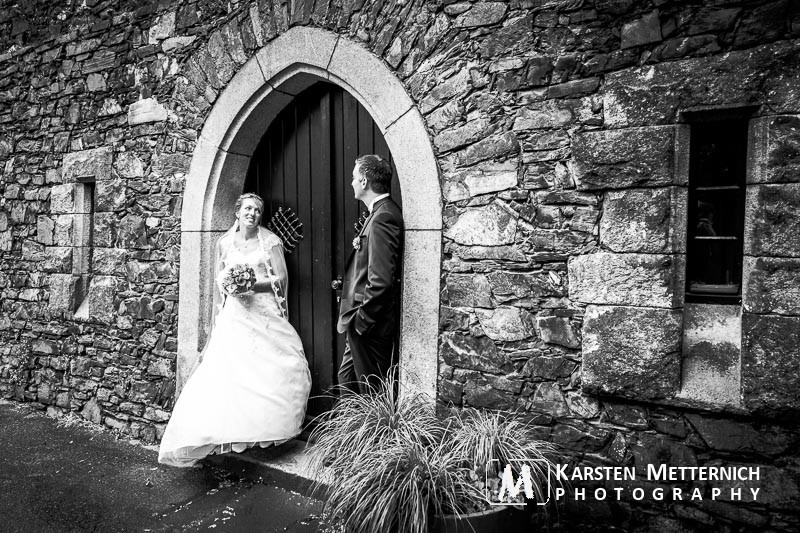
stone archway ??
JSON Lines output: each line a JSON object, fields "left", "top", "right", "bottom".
{"left": 178, "top": 27, "right": 442, "bottom": 400}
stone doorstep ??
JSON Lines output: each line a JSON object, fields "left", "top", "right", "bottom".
{"left": 203, "top": 438, "right": 329, "bottom": 499}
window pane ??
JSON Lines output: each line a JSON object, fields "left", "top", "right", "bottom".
{"left": 691, "top": 121, "right": 746, "bottom": 188}
{"left": 692, "top": 190, "right": 741, "bottom": 238}
{"left": 687, "top": 240, "right": 740, "bottom": 294}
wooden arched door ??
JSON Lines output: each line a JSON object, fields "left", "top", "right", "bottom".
{"left": 244, "top": 81, "right": 401, "bottom": 417}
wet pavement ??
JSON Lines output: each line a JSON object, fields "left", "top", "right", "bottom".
{"left": 0, "top": 400, "right": 325, "bottom": 532}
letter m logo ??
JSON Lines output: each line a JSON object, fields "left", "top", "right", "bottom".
{"left": 488, "top": 459, "right": 552, "bottom": 507}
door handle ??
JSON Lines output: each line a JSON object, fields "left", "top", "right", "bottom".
{"left": 331, "top": 277, "right": 343, "bottom": 290}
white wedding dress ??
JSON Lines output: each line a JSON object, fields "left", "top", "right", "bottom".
{"left": 158, "top": 244, "right": 311, "bottom": 467}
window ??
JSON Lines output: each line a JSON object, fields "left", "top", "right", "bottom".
{"left": 73, "top": 179, "right": 95, "bottom": 316}
{"left": 685, "top": 112, "right": 751, "bottom": 304}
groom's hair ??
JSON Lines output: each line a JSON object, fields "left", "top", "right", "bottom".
{"left": 356, "top": 155, "right": 392, "bottom": 194}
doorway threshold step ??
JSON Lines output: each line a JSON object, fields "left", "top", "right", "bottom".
{"left": 204, "top": 439, "right": 329, "bottom": 498}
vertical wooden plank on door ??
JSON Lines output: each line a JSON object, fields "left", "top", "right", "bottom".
{"left": 284, "top": 103, "right": 301, "bottom": 331}
{"left": 309, "top": 88, "right": 334, "bottom": 408}
{"left": 294, "top": 91, "right": 314, "bottom": 373}
{"left": 270, "top": 119, "right": 286, "bottom": 326}
{"left": 343, "top": 91, "right": 363, "bottom": 247}
{"left": 331, "top": 87, "right": 346, "bottom": 375}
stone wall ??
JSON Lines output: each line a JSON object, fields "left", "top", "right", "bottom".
{"left": 1, "top": 0, "right": 800, "bottom": 530}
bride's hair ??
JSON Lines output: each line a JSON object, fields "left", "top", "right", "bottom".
{"left": 234, "top": 192, "right": 265, "bottom": 216}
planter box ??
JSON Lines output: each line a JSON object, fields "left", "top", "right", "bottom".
{"left": 432, "top": 506, "right": 531, "bottom": 533}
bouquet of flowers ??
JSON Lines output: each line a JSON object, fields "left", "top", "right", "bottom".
{"left": 219, "top": 263, "right": 256, "bottom": 296}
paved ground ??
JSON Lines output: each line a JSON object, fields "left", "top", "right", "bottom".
{"left": 0, "top": 400, "right": 326, "bottom": 532}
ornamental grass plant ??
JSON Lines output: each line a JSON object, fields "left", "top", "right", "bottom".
{"left": 307, "top": 376, "right": 559, "bottom": 533}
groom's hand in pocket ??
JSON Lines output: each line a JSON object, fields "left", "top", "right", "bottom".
{"left": 352, "top": 310, "right": 375, "bottom": 336}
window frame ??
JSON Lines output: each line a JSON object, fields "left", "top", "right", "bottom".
{"left": 682, "top": 107, "right": 757, "bottom": 305}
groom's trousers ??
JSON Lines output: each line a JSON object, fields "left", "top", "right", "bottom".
{"left": 337, "top": 330, "right": 394, "bottom": 394}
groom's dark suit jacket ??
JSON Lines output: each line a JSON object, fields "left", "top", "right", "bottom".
{"left": 337, "top": 197, "right": 403, "bottom": 338}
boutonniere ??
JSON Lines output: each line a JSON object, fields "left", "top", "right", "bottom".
{"left": 352, "top": 236, "right": 361, "bottom": 250}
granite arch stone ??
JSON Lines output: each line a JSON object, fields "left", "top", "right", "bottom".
{"left": 179, "top": 26, "right": 442, "bottom": 400}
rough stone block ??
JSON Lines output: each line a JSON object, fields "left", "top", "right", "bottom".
{"left": 61, "top": 147, "right": 112, "bottom": 182}
{"left": 529, "top": 382, "right": 569, "bottom": 417}
{"left": 443, "top": 160, "right": 517, "bottom": 202}
{"left": 454, "top": 2, "right": 507, "bottom": 28}
{"left": 93, "top": 248, "right": 127, "bottom": 277}
{"left": 86, "top": 73, "right": 106, "bottom": 92}
{"left": 439, "top": 332, "right": 514, "bottom": 374}
{"left": 0, "top": 230, "right": 11, "bottom": 251}
{"left": 742, "top": 313, "right": 800, "bottom": 414}
{"left": 549, "top": 423, "right": 611, "bottom": 452}
{"left": 522, "top": 356, "right": 576, "bottom": 381}
{"left": 53, "top": 215, "right": 74, "bottom": 246}
{"left": 206, "top": 32, "right": 235, "bottom": 88}
{"left": 600, "top": 187, "right": 687, "bottom": 253}
{"left": 36, "top": 215, "right": 54, "bottom": 245}
{"left": 487, "top": 270, "right": 564, "bottom": 301}
{"left": 95, "top": 179, "right": 126, "bottom": 212}
{"left": 603, "top": 41, "right": 800, "bottom": 128}
{"left": 455, "top": 132, "right": 519, "bottom": 167}
{"left": 220, "top": 19, "right": 247, "bottom": 66}
{"left": 442, "top": 273, "right": 492, "bottom": 308}
{"left": 685, "top": 414, "right": 791, "bottom": 455}
{"left": 438, "top": 378, "right": 463, "bottom": 405}
{"left": 476, "top": 306, "right": 536, "bottom": 342}
{"left": 572, "top": 126, "right": 677, "bottom": 190}
{"left": 750, "top": 115, "right": 800, "bottom": 184}
{"left": 444, "top": 201, "right": 518, "bottom": 246}
{"left": 93, "top": 213, "right": 117, "bottom": 247}
{"left": 162, "top": 35, "right": 197, "bottom": 54}
{"left": 448, "top": 244, "right": 527, "bottom": 262}
{"left": 48, "top": 273, "right": 76, "bottom": 312}
{"left": 32, "top": 339, "right": 60, "bottom": 355}
{"left": 537, "top": 316, "right": 580, "bottom": 349}
{"left": 115, "top": 152, "right": 144, "bottom": 178}
{"left": 513, "top": 100, "right": 577, "bottom": 131}
{"left": 547, "top": 78, "right": 600, "bottom": 99}
{"left": 42, "top": 247, "right": 73, "bottom": 273}
{"left": 434, "top": 118, "right": 491, "bottom": 153}
{"left": 420, "top": 70, "right": 470, "bottom": 115}
{"left": 743, "top": 256, "right": 800, "bottom": 315}
{"left": 582, "top": 305, "right": 682, "bottom": 400}
{"left": 74, "top": 275, "right": 118, "bottom": 324}
{"left": 568, "top": 252, "right": 684, "bottom": 308}
{"left": 744, "top": 184, "right": 800, "bottom": 257}
{"left": 148, "top": 11, "right": 176, "bottom": 41}
{"left": 464, "top": 381, "right": 515, "bottom": 410}
{"left": 117, "top": 214, "right": 147, "bottom": 248}
{"left": 621, "top": 10, "right": 662, "bottom": 49}
{"left": 50, "top": 183, "right": 76, "bottom": 214}
{"left": 22, "top": 240, "right": 46, "bottom": 261}
{"left": 82, "top": 50, "right": 116, "bottom": 75}
{"left": 527, "top": 228, "right": 593, "bottom": 256}
{"left": 128, "top": 97, "right": 169, "bottom": 125}
{"left": 678, "top": 304, "right": 741, "bottom": 409}
{"left": 126, "top": 260, "right": 177, "bottom": 285}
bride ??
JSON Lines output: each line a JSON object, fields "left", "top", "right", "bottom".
{"left": 159, "top": 193, "right": 312, "bottom": 467}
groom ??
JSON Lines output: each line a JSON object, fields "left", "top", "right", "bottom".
{"left": 337, "top": 154, "right": 404, "bottom": 394}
